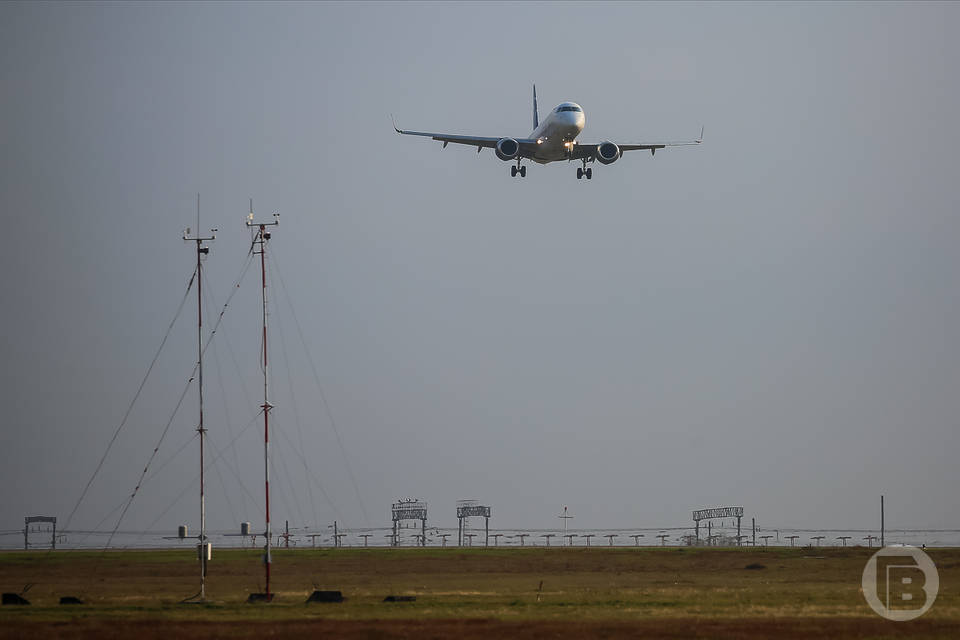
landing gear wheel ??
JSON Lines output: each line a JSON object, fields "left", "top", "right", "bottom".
{"left": 577, "top": 167, "right": 583, "bottom": 180}
{"left": 519, "top": 166, "right": 526, "bottom": 177}
{"left": 511, "top": 166, "right": 518, "bottom": 177}
{"left": 585, "top": 168, "right": 592, "bottom": 180}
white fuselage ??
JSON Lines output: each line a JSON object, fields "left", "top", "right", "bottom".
{"left": 528, "top": 102, "right": 585, "bottom": 164}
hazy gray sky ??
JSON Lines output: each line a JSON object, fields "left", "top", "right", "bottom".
{"left": 2, "top": 1, "right": 958, "bottom": 537}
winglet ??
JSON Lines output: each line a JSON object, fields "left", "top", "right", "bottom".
{"left": 533, "top": 84, "right": 539, "bottom": 130}
{"left": 697, "top": 125, "right": 704, "bottom": 143}
{"left": 391, "top": 114, "right": 402, "bottom": 134}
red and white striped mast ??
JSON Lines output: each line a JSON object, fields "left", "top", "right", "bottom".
{"left": 248, "top": 200, "right": 278, "bottom": 601}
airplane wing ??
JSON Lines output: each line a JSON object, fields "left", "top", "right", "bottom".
{"left": 393, "top": 120, "right": 537, "bottom": 154}
{"left": 570, "top": 127, "right": 704, "bottom": 160}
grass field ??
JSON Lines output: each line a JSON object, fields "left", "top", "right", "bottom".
{"left": 1, "top": 546, "right": 958, "bottom": 638}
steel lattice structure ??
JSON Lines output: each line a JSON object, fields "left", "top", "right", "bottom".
{"left": 456, "top": 500, "right": 491, "bottom": 547}
{"left": 391, "top": 499, "right": 427, "bottom": 547}
{"left": 692, "top": 507, "right": 743, "bottom": 521}
{"left": 692, "top": 506, "right": 745, "bottom": 546}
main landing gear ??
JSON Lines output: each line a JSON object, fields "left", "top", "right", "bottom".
{"left": 511, "top": 161, "right": 526, "bottom": 178}
{"left": 576, "top": 159, "right": 592, "bottom": 180}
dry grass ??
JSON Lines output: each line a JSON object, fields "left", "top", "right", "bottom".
{"left": 1, "top": 546, "right": 958, "bottom": 638}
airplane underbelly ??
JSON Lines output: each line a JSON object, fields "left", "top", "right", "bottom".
{"left": 530, "top": 121, "right": 579, "bottom": 164}
{"left": 531, "top": 144, "right": 566, "bottom": 164}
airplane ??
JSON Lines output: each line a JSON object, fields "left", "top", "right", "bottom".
{"left": 393, "top": 86, "right": 702, "bottom": 180}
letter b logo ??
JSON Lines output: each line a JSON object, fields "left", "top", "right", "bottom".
{"left": 863, "top": 546, "right": 939, "bottom": 621}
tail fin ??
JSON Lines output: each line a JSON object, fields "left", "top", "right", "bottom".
{"left": 533, "top": 84, "right": 539, "bottom": 129}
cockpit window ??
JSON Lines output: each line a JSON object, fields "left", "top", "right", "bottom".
{"left": 556, "top": 105, "right": 582, "bottom": 113}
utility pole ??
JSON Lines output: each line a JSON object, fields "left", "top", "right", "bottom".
{"left": 881, "top": 495, "right": 885, "bottom": 548}
{"left": 248, "top": 201, "right": 279, "bottom": 602}
{"left": 752, "top": 518, "right": 756, "bottom": 547}
{"left": 183, "top": 195, "right": 215, "bottom": 602}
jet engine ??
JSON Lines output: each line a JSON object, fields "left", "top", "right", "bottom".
{"left": 596, "top": 141, "right": 620, "bottom": 165}
{"left": 495, "top": 137, "right": 520, "bottom": 161}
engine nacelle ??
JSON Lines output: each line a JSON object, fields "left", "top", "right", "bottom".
{"left": 596, "top": 141, "right": 620, "bottom": 165}
{"left": 495, "top": 137, "right": 520, "bottom": 161}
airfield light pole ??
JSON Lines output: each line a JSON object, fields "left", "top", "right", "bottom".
{"left": 490, "top": 533, "right": 504, "bottom": 547}
{"left": 439, "top": 534, "right": 451, "bottom": 547}
{"left": 631, "top": 534, "right": 645, "bottom": 546}
{"left": 558, "top": 507, "right": 573, "bottom": 538}
{"left": 248, "top": 202, "right": 279, "bottom": 601}
{"left": 465, "top": 533, "right": 477, "bottom": 547}
{"left": 359, "top": 534, "right": 371, "bottom": 548}
{"left": 540, "top": 534, "right": 555, "bottom": 547}
{"left": 864, "top": 535, "right": 877, "bottom": 548}
{"left": 760, "top": 535, "right": 773, "bottom": 547}
{"left": 837, "top": 536, "right": 852, "bottom": 547}
{"left": 605, "top": 534, "right": 617, "bottom": 546}
{"left": 183, "top": 195, "right": 215, "bottom": 602}
{"left": 812, "top": 536, "right": 825, "bottom": 547}
{"left": 582, "top": 534, "right": 595, "bottom": 547}
{"left": 564, "top": 534, "right": 578, "bottom": 547}
{"left": 516, "top": 534, "right": 530, "bottom": 546}
{"left": 657, "top": 534, "right": 669, "bottom": 546}
{"left": 785, "top": 535, "right": 800, "bottom": 547}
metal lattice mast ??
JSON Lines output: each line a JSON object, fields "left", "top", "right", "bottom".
{"left": 183, "top": 194, "right": 215, "bottom": 601}
{"left": 247, "top": 201, "right": 278, "bottom": 600}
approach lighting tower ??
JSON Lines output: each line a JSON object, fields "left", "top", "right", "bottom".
{"left": 392, "top": 499, "right": 428, "bottom": 547}
{"left": 183, "top": 195, "right": 215, "bottom": 601}
{"left": 247, "top": 200, "right": 279, "bottom": 602}
{"left": 456, "top": 500, "right": 491, "bottom": 547}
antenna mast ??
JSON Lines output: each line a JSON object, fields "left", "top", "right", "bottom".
{"left": 247, "top": 199, "right": 279, "bottom": 602}
{"left": 558, "top": 506, "right": 573, "bottom": 538}
{"left": 183, "top": 193, "right": 216, "bottom": 601}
